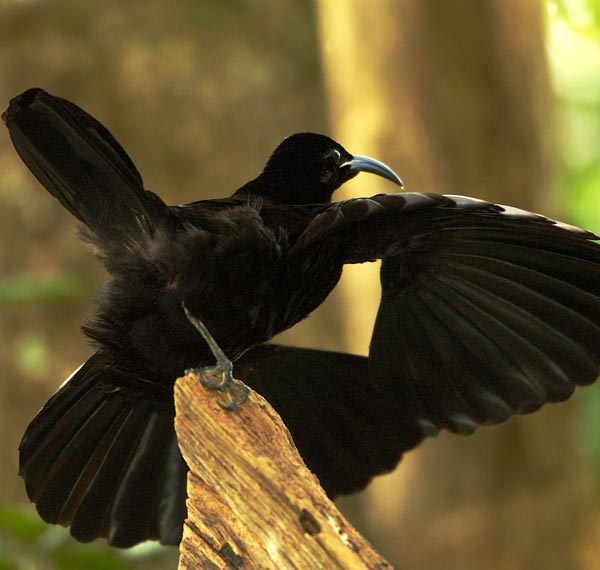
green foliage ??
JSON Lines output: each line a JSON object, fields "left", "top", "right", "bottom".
{"left": 549, "top": 0, "right": 600, "bottom": 232}
{"left": 550, "top": 0, "right": 600, "bottom": 490}
{"left": 0, "top": 505, "right": 175, "bottom": 570}
{"left": 552, "top": 0, "right": 600, "bottom": 37}
{"left": 0, "top": 505, "right": 47, "bottom": 544}
{"left": 0, "top": 557, "right": 16, "bottom": 570}
{"left": 50, "top": 549, "right": 128, "bottom": 570}
{"left": 0, "top": 274, "right": 87, "bottom": 307}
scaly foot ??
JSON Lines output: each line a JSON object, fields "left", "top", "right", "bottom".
{"left": 182, "top": 303, "right": 249, "bottom": 411}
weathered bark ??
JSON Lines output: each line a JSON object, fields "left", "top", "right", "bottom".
{"left": 175, "top": 373, "right": 392, "bottom": 570}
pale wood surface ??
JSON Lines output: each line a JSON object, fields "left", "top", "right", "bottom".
{"left": 174, "top": 372, "right": 392, "bottom": 570}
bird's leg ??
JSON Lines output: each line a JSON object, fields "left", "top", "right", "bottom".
{"left": 182, "top": 304, "right": 249, "bottom": 411}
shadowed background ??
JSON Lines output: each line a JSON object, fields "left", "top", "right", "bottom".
{"left": 2, "top": 1, "right": 600, "bottom": 568}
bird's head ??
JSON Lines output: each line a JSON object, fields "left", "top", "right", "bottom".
{"left": 251, "top": 133, "right": 403, "bottom": 204}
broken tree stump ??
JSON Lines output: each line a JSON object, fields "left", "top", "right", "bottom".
{"left": 174, "top": 372, "right": 393, "bottom": 570}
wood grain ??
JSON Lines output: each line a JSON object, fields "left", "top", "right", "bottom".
{"left": 174, "top": 372, "right": 392, "bottom": 569}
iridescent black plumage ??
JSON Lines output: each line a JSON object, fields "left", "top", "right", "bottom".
{"left": 5, "top": 88, "right": 600, "bottom": 547}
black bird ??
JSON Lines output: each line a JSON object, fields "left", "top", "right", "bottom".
{"left": 5, "top": 87, "right": 600, "bottom": 548}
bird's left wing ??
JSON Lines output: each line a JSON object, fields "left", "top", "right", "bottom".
{"left": 293, "top": 193, "right": 600, "bottom": 437}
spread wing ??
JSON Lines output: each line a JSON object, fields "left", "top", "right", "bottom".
{"left": 295, "top": 192, "right": 600, "bottom": 437}
{"left": 19, "top": 351, "right": 187, "bottom": 548}
{"left": 3, "top": 87, "right": 172, "bottom": 244}
{"left": 20, "top": 343, "right": 418, "bottom": 547}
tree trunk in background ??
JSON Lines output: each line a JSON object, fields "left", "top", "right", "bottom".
{"left": 317, "top": 1, "right": 600, "bottom": 569}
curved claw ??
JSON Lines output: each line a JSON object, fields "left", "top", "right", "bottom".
{"left": 218, "top": 381, "right": 250, "bottom": 411}
{"left": 185, "top": 363, "right": 249, "bottom": 410}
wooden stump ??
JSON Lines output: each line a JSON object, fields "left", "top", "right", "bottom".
{"left": 174, "top": 372, "right": 392, "bottom": 570}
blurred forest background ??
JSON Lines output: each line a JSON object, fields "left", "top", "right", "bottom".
{"left": 1, "top": 0, "right": 600, "bottom": 568}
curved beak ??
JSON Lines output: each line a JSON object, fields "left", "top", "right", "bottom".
{"left": 342, "top": 155, "right": 403, "bottom": 187}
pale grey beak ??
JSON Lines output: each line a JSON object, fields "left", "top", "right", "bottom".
{"left": 343, "top": 155, "right": 403, "bottom": 187}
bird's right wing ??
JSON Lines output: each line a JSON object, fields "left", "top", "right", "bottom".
{"left": 294, "top": 193, "right": 600, "bottom": 437}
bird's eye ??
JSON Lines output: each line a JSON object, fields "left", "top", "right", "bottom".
{"left": 332, "top": 149, "right": 342, "bottom": 164}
